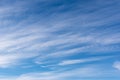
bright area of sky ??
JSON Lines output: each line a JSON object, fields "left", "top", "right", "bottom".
{"left": 0, "top": 0, "right": 120, "bottom": 80}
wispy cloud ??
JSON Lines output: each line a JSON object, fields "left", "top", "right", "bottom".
{"left": 113, "top": 61, "right": 120, "bottom": 71}
{"left": 0, "top": 53, "right": 38, "bottom": 68}
{"left": 58, "top": 56, "right": 113, "bottom": 66}
{"left": 0, "top": 0, "right": 119, "bottom": 80}
{"left": 15, "top": 64, "right": 120, "bottom": 80}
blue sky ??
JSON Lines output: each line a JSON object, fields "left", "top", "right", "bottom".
{"left": 0, "top": 0, "right": 120, "bottom": 80}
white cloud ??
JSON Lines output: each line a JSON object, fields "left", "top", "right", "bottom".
{"left": 113, "top": 61, "right": 120, "bottom": 70}
{"left": 16, "top": 66, "right": 101, "bottom": 80}
{"left": 0, "top": 64, "right": 119, "bottom": 80}
{"left": 58, "top": 56, "right": 113, "bottom": 66}
{"left": 0, "top": 0, "right": 119, "bottom": 80}
{"left": 15, "top": 64, "right": 119, "bottom": 80}
{"left": 0, "top": 53, "right": 38, "bottom": 68}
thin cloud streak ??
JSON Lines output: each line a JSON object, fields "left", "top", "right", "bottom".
{"left": 58, "top": 56, "right": 114, "bottom": 66}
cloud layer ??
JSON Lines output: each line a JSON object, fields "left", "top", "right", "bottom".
{"left": 0, "top": 0, "right": 120, "bottom": 80}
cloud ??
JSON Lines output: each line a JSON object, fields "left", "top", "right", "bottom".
{"left": 0, "top": 53, "right": 38, "bottom": 68}
{"left": 1, "top": 64, "right": 119, "bottom": 80}
{"left": 0, "top": 0, "right": 119, "bottom": 80}
{"left": 16, "top": 66, "right": 102, "bottom": 80}
{"left": 58, "top": 56, "right": 113, "bottom": 66}
{"left": 0, "top": 0, "right": 119, "bottom": 54}
{"left": 15, "top": 64, "right": 120, "bottom": 80}
{"left": 113, "top": 61, "right": 120, "bottom": 70}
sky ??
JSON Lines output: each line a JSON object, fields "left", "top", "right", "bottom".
{"left": 0, "top": 0, "right": 120, "bottom": 80}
